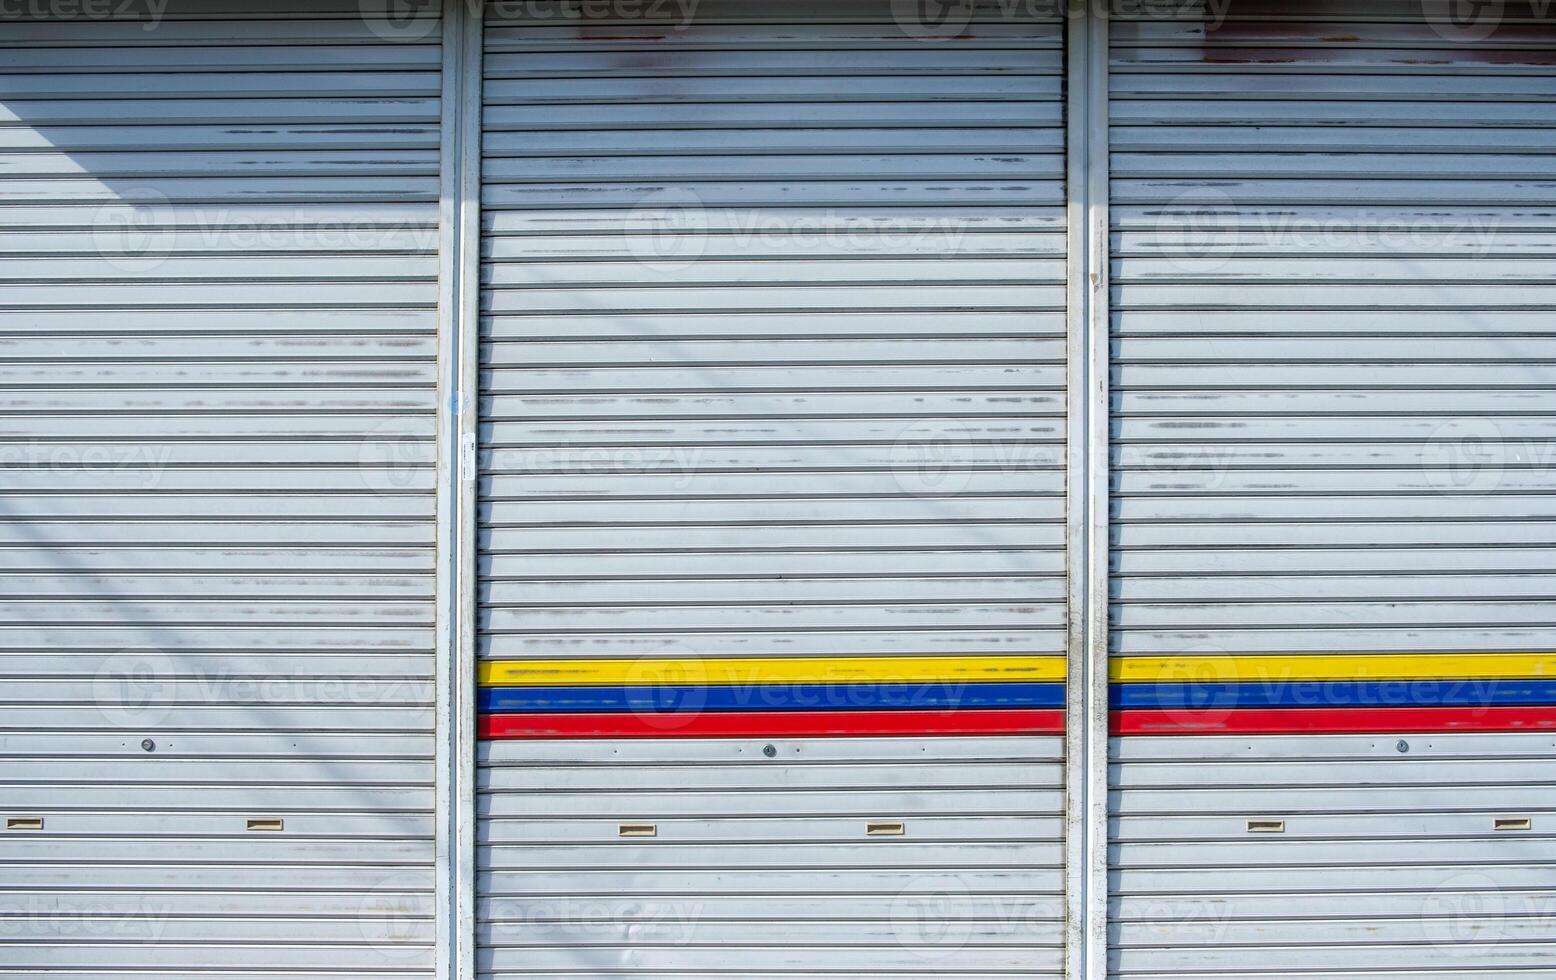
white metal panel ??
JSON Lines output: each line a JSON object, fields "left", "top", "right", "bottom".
{"left": 478, "top": 737, "right": 1065, "bottom": 979}
{"left": 476, "top": 0, "right": 1068, "bottom": 661}
{"left": 474, "top": 1, "right": 1067, "bottom": 977}
{"left": 1111, "top": 733, "right": 1556, "bottom": 979}
{"left": 0, "top": 3, "right": 439, "bottom": 976}
{"left": 1107, "top": 5, "right": 1556, "bottom": 979}
{"left": 1109, "top": 7, "right": 1556, "bottom": 652}
{"left": 1065, "top": 8, "right": 1112, "bottom": 980}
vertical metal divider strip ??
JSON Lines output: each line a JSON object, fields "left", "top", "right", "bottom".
{"left": 1063, "top": 5, "right": 1110, "bottom": 980}
{"left": 1082, "top": 8, "right": 1111, "bottom": 978}
{"left": 436, "top": 2, "right": 483, "bottom": 979}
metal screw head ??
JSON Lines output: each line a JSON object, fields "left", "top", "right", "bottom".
{"left": 1396, "top": 740, "right": 1410, "bottom": 753}
{"left": 140, "top": 739, "right": 156, "bottom": 753}
{"left": 762, "top": 744, "right": 777, "bottom": 758}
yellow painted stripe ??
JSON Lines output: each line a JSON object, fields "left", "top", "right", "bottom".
{"left": 1112, "top": 654, "right": 1556, "bottom": 683}
{"left": 480, "top": 655, "right": 1067, "bottom": 687}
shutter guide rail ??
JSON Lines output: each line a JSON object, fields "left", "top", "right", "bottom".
{"left": 436, "top": 3, "right": 484, "bottom": 979}
{"left": 1065, "top": 6, "right": 1112, "bottom": 980}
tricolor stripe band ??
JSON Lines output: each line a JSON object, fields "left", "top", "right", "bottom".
{"left": 1113, "top": 679, "right": 1556, "bottom": 709}
{"left": 479, "top": 655, "right": 1066, "bottom": 738}
{"left": 481, "top": 709, "right": 1066, "bottom": 739}
{"left": 482, "top": 706, "right": 1556, "bottom": 738}
{"left": 479, "top": 655, "right": 1067, "bottom": 687}
{"left": 480, "top": 681, "right": 1064, "bottom": 713}
{"left": 478, "top": 654, "right": 1556, "bottom": 738}
{"left": 1111, "top": 655, "right": 1556, "bottom": 732}
{"left": 1114, "top": 706, "right": 1556, "bottom": 736}
{"left": 1111, "top": 654, "right": 1556, "bottom": 682}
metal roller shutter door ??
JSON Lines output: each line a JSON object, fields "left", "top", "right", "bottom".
{"left": 0, "top": 3, "right": 440, "bottom": 976}
{"left": 1107, "top": 4, "right": 1556, "bottom": 978}
{"left": 473, "top": 2, "right": 1068, "bottom": 977}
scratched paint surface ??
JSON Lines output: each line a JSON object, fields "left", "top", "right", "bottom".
{"left": 1107, "top": 7, "right": 1556, "bottom": 979}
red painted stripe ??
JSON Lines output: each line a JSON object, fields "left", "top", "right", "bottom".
{"left": 481, "top": 709, "right": 1065, "bottom": 739}
{"left": 1112, "top": 706, "right": 1556, "bottom": 736}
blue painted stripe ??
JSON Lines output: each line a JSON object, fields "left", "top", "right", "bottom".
{"left": 1112, "top": 679, "right": 1556, "bottom": 710}
{"left": 479, "top": 681, "right": 1064, "bottom": 714}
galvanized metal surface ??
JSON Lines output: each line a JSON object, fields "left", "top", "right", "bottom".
{"left": 474, "top": 0, "right": 1068, "bottom": 660}
{"left": 478, "top": 736, "right": 1066, "bottom": 978}
{"left": 438, "top": 3, "right": 484, "bottom": 979}
{"left": 1108, "top": 3, "right": 1556, "bottom": 977}
{"left": 1111, "top": 733, "right": 1556, "bottom": 978}
{"left": 1065, "top": 7, "right": 1111, "bottom": 980}
{"left": 7, "top": 1, "right": 1556, "bottom": 976}
{"left": 1107, "top": 7, "right": 1556, "bottom": 651}
{"left": 0, "top": 4, "right": 440, "bottom": 976}
{"left": 473, "top": 0, "right": 1067, "bottom": 974}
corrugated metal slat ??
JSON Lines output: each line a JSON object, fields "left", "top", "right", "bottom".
{"left": 0, "top": 6, "right": 440, "bottom": 975}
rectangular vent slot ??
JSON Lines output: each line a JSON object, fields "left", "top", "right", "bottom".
{"left": 1246, "top": 819, "right": 1285, "bottom": 834}
{"left": 618, "top": 823, "right": 657, "bottom": 838}
{"left": 246, "top": 818, "right": 284, "bottom": 832}
{"left": 867, "top": 822, "right": 906, "bottom": 836}
{"left": 6, "top": 817, "right": 42, "bottom": 831}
